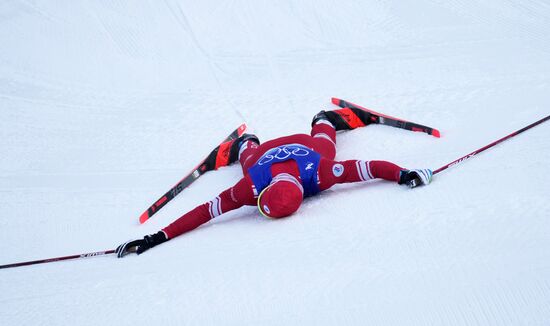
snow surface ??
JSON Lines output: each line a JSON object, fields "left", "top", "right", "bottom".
{"left": 1, "top": 1, "right": 549, "bottom": 325}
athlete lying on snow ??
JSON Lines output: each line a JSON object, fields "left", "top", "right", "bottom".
{"left": 116, "top": 107, "right": 433, "bottom": 257}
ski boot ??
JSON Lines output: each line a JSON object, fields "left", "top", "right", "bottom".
{"left": 312, "top": 107, "right": 377, "bottom": 131}
{"left": 205, "top": 133, "right": 260, "bottom": 170}
{"left": 399, "top": 169, "right": 433, "bottom": 188}
{"left": 230, "top": 133, "right": 260, "bottom": 163}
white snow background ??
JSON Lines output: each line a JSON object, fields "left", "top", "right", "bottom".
{"left": 1, "top": 1, "right": 549, "bottom": 325}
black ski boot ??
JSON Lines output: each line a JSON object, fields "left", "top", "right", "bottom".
{"left": 312, "top": 108, "right": 376, "bottom": 131}
{"left": 204, "top": 133, "right": 260, "bottom": 170}
{"left": 228, "top": 133, "right": 260, "bottom": 164}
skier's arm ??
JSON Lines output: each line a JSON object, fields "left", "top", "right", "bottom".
{"left": 116, "top": 177, "right": 255, "bottom": 257}
{"left": 162, "top": 176, "right": 255, "bottom": 239}
{"left": 318, "top": 158, "right": 403, "bottom": 190}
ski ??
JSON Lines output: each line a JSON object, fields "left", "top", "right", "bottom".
{"left": 139, "top": 123, "right": 247, "bottom": 224}
{"left": 332, "top": 97, "right": 441, "bottom": 138}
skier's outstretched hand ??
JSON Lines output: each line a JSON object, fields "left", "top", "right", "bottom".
{"left": 398, "top": 169, "right": 433, "bottom": 188}
{"left": 116, "top": 231, "right": 168, "bottom": 258}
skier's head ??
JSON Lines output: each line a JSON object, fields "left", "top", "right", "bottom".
{"left": 257, "top": 173, "right": 303, "bottom": 218}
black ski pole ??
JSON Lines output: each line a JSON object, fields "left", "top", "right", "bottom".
{"left": 434, "top": 115, "right": 549, "bottom": 174}
{"left": 0, "top": 249, "right": 116, "bottom": 270}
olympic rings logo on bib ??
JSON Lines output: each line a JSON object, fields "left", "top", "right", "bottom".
{"left": 257, "top": 144, "right": 311, "bottom": 166}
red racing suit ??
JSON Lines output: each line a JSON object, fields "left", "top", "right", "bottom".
{"left": 162, "top": 122, "right": 403, "bottom": 239}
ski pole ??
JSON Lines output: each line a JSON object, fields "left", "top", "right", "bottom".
{"left": 0, "top": 249, "right": 116, "bottom": 270}
{"left": 434, "top": 115, "right": 549, "bottom": 175}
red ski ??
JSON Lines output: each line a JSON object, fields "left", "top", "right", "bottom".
{"left": 332, "top": 97, "right": 440, "bottom": 138}
{"left": 139, "top": 123, "right": 247, "bottom": 224}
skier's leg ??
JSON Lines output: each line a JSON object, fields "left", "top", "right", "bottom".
{"left": 310, "top": 120, "right": 337, "bottom": 160}
{"left": 238, "top": 136, "right": 261, "bottom": 174}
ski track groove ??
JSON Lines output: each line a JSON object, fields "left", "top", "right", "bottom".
{"left": 439, "top": 0, "right": 550, "bottom": 53}
{"left": 89, "top": 2, "right": 149, "bottom": 60}
{"left": 162, "top": 0, "right": 246, "bottom": 121}
{"left": 16, "top": 0, "right": 59, "bottom": 23}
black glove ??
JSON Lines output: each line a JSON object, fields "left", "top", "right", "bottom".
{"left": 116, "top": 231, "right": 168, "bottom": 258}
{"left": 398, "top": 169, "right": 433, "bottom": 188}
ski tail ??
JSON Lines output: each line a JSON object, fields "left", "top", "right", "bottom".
{"left": 331, "top": 97, "right": 440, "bottom": 138}
{"left": 139, "top": 123, "right": 247, "bottom": 224}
